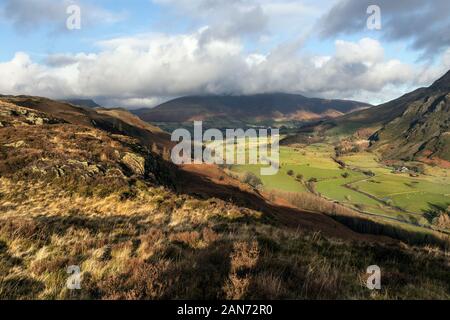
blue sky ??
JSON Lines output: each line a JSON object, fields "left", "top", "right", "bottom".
{"left": 0, "top": 0, "right": 449, "bottom": 108}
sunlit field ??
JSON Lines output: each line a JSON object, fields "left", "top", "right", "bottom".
{"left": 230, "top": 142, "right": 450, "bottom": 233}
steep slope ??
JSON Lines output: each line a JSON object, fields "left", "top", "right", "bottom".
{"left": 134, "top": 93, "right": 371, "bottom": 124}
{"left": 328, "top": 70, "right": 450, "bottom": 135}
{"left": 331, "top": 87, "right": 428, "bottom": 132}
{"left": 369, "top": 70, "right": 450, "bottom": 164}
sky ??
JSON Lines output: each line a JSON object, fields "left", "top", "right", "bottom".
{"left": 0, "top": 0, "right": 449, "bottom": 108}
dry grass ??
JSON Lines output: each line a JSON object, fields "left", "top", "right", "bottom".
{"left": 0, "top": 180, "right": 450, "bottom": 299}
{"left": 1, "top": 101, "right": 450, "bottom": 300}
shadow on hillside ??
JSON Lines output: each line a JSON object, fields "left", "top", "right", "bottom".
{"left": 0, "top": 240, "right": 45, "bottom": 299}
{"left": 156, "top": 240, "right": 233, "bottom": 299}
{"left": 170, "top": 163, "right": 357, "bottom": 239}
{"left": 167, "top": 160, "right": 450, "bottom": 248}
{"left": 423, "top": 202, "right": 450, "bottom": 224}
{"left": 332, "top": 212, "right": 449, "bottom": 249}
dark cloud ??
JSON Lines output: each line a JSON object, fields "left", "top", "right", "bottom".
{"left": 317, "top": 0, "right": 450, "bottom": 59}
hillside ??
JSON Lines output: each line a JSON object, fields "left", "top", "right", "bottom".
{"left": 133, "top": 93, "right": 371, "bottom": 126}
{"left": 96, "top": 108, "right": 165, "bottom": 134}
{"left": 2, "top": 95, "right": 450, "bottom": 299}
{"left": 0, "top": 95, "right": 172, "bottom": 151}
{"left": 328, "top": 70, "right": 450, "bottom": 134}
{"left": 289, "top": 70, "right": 450, "bottom": 165}
{"left": 328, "top": 87, "right": 428, "bottom": 135}
{"left": 369, "top": 70, "right": 450, "bottom": 164}
{"left": 62, "top": 99, "right": 101, "bottom": 109}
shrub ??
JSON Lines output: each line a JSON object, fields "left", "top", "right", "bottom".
{"left": 287, "top": 170, "right": 294, "bottom": 176}
{"left": 242, "top": 172, "right": 263, "bottom": 188}
{"left": 119, "top": 188, "right": 137, "bottom": 201}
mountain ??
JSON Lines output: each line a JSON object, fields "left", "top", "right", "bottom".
{"left": 298, "top": 70, "right": 450, "bottom": 165}
{"left": 329, "top": 70, "right": 450, "bottom": 133}
{"left": 369, "top": 70, "right": 450, "bottom": 164}
{"left": 62, "top": 99, "right": 101, "bottom": 109}
{"left": 133, "top": 93, "right": 371, "bottom": 125}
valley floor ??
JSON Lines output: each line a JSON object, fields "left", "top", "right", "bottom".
{"left": 230, "top": 142, "right": 450, "bottom": 236}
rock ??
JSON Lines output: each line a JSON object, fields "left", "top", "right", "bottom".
{"left": 87, "top": 164, "right": 101, "bottom": 175}
{"left": 122, "top": 152, "right": 146, "bottom": 176}
{"left": 25, "top": 114, "right": 45, "bottom": 125}
{"left": 4, "top": 140, "right": 26, "bottom": 148}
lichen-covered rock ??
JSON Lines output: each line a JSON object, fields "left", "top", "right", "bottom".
{"left": 4, "top": 140, "right": 26, "bottom": 148}
{"left": 26, "top": 115, "right": 45, "bottom": 125}
{"left": 122, "top": 152, "right": 146, "bottom": 176}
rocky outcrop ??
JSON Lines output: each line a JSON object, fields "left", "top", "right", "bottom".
{"left": 122, "top": 152, "right": 146, "bottom": 176}
{"left": 0, "top": 100, "right": 63, "bottom": 127}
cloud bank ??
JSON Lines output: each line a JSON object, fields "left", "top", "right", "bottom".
{"left": 0, "top": 0, "right": 449, "bottom": 108}
{"left": 1, "top": 29, "right": 449, "bottom": 108}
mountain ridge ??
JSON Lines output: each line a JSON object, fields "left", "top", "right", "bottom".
{"left": 133, "top": 93, "right": 372, "bottom": 124}
{"left": 369, "top": 70, "right": 450, "bottom": 164}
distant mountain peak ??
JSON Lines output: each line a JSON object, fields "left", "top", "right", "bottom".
{"left": 62, "top": 99, "right": 101, "bottom": 109}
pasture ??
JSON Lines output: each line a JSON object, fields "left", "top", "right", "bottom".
{"left": 230, "top": 143, "right": 450, "bottom": 231}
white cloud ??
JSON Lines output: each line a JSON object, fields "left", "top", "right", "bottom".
{"left": 0, "top": 31, "right": 448, "bottom": 107}
{"left": 153, "top": 0, "right": 269, "bottom": 42}
{"left": 151, "top": 0, "right": 326, "bottom": 43}
{"left": 335, "top": 38, "right": 384, "bottom": 65}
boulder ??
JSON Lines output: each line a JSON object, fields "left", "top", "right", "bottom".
{"left": 122, "top": 152, "right": 146, "bottom": 176}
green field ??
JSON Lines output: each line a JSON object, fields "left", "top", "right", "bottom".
{"left": 230, "top": 143, "right": 450, "bottom": 231}
{"left": 353, "top": 175, "right": 450, "bottom": 213}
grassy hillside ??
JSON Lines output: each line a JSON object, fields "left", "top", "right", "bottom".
{"left": 371, "top": 92, "right": 450, "bottom": 164}
{"left": 0, "top": 95, "right": 172, "bottom": 150}
{"left": 1, "top": 97, "right": 450, "bottom": 300}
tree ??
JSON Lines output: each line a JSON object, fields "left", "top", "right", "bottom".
{"left": 287, "top": 170, "right": 294, "bottom": 176}
{"left": 242, "top": 172, "right": 263, "bottom": 188}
